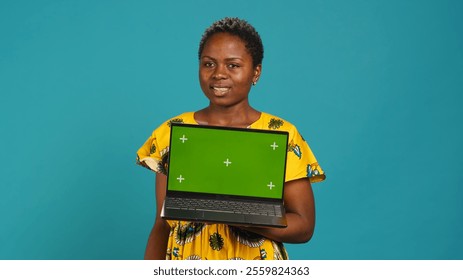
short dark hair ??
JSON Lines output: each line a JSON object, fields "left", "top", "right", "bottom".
{"left": 198, "top": 17, "right": 264, "bottom": 67}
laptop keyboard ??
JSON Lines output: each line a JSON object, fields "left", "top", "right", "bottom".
{"left": 165, "top": 197, "right": 282, "bottom": 217}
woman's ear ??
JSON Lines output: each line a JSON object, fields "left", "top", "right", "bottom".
{"left": 253, "top": 64, "right": 262, "bottom": 85}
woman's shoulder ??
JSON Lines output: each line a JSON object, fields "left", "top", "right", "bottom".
{"left": 162, "top": 112, "right": 196, "bottom": 126}
{"left": 151, "top": 112, "right": 196, "bottom": 133}
{"left": 256, "top": 112, "right": 298, "bottom": 132}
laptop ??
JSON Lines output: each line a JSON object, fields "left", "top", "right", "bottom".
{"left": 161, "top": 122, "right": 289, "bottom": 228}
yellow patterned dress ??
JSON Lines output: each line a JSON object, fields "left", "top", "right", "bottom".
{"left": 137, "top": 112, "right": 325, "bottom": 260}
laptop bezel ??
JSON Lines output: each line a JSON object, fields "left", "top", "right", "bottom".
{"left": 165, "top": 122, "right": 289, "bottom": 203}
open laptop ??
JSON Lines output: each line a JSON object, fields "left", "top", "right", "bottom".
{"left": 161, "top": 122, "right": 289, "bottom": 228}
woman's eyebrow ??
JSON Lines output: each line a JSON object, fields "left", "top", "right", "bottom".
{"left": 224, "top": 57, "right": 244, "bottom": 61}
{"left": 200, "top": 55, "right": 216, "bottom": 60}
{"left": 201, "top": 55, "right": 244, "bottom": 61}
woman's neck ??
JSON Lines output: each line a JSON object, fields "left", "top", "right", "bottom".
{"left": 194, "top": 105, "right": 261, "bottom": 128}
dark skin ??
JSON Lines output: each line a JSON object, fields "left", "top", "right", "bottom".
{"left": 144, "top": 32, "right": 315, "bottom": 259}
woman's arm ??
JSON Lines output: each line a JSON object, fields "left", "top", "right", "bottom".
{"left": 241, "top": 177, "right": 315, "bottom": 243}
{"left": 144, "top": 173, "right": 171, "bottom": 259}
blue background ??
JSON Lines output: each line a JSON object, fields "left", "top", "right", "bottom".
{"left": 1, "top": 0, "right": 462, "bottom": 260}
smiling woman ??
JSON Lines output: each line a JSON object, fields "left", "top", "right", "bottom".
{"left": 196, "top": 32, "right": 261, "bottom": 124}
{"left": 136, "top": 17, "right": 325, "bottom": 260}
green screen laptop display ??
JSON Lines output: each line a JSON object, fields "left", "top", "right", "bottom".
{"left": 168, "top": 124, "right": 288, "bottom": 199}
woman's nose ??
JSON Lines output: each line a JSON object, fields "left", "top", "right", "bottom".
{"left": 212, "top": 64, "right": 228, "bottom": 79}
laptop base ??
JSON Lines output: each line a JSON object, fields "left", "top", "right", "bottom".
{"left": 161, "top": 204, "right": 287, "bottom": 228}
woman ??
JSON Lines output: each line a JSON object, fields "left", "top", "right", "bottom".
{"left": 137, "top": 17, "right": 325, "bottom": 260}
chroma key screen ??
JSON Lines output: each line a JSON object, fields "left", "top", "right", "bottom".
{"left": 167, "top": 124, "right": 288, "bottom": 199}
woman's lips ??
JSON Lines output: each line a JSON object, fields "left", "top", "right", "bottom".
{"left": 211, "top": 86, "right": 231, "bottom": 97}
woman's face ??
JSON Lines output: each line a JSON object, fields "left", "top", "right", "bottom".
{"left": 199, "top": 32, "right": 261, "bottom": 108}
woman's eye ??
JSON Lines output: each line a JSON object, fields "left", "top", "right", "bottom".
{"left": 204, "top": 62, "right": 214, "bottom": 67}
{"left": 228, "top": 64, "right": 240, "bottom": 68}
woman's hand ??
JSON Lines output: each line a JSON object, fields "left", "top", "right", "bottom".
{"left": 238, "top": 177, "right": 315, "bottom": 243}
